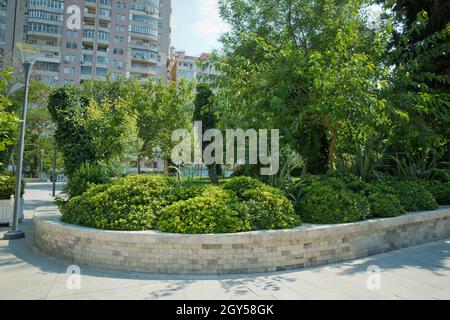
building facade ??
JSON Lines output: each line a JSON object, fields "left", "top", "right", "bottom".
{"left": 0, "top": 0, "right": 172, "bottom": 85}
{"left": 167, "top": 50, "right": 218, "bottom": 83}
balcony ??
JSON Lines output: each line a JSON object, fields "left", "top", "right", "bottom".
{"left": 26, "top": 28, "right": 61, "bottom": 39}
{"left": 38, "top": 55, "right": 61, "bottom": 64}
{"left": 98, "top": 15, "right": 111, "bottom": 22}
{"left": 131, "top": 54, "right": 158, "bottom": 64}
{"left": 129, "top": 41, "right": 157, "bottom": 51}
{"left": 130, "top": 66, "right": 157, "bottom": 75}
{"left": 27, "top": 17, "right": 63, "bottom": 26}
{"left": 35, "top": 44, "right": 60, "bottom": 53}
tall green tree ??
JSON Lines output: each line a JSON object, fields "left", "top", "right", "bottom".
{"left": 48, "top": 85, "right": 139, "bottom": 175}
{"left": 215, "top": 0, "right": 392, "bottom": 172}
{"left": 194, "top": 84, "right": 220, "bottom": 185}
{"left": 0, "top": 68, "right": 19, "bottom": 159}
{"left": 379, "top": 0, "right": 450, "bottom": 161}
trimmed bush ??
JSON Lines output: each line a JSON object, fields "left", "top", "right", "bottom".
{"left": 387, "top": 179, "right": 438, "bottom": 212}
{"left": 367, "top": 192, "right": 405, "bottom": 218}
{"left": 421, "top": 180, "right": 450, "bottom": 205}
{"left": 64, "top": 163, "right": 112, "bottom": 198}
{"left": 157, "top": 186, "right": 249, "bottom": 234}
{"left": 222, "top": 176, "right": 265, "bottom": 198}
{"left": 0, "top": 174, "right": 25, "bottom": 200}
{"left": 61, "top": 175, "right": 173, "bottom": 230}
{"left": 241, "top": 186, "right": 300, "bottom": 230}
{"left": 298, "top": 183, "right": 370, "bottom": 224}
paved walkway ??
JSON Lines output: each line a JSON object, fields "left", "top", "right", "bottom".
{"left": 0, "top": 183, "right": 449, "bottom": 300}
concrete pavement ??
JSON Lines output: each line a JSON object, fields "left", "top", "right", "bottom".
{"left": 0, "top": 183, "right": 449, "bottom": 300}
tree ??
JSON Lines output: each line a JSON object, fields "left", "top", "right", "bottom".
{"left": 378, "top": 0, "right": 450, "bottom": 161}
{"left": 130, "top": 79, "right": 194, "bottom": 172}
{"left": 194, "top": 84, "right": 220, "bottom": 185}
{"left": 215, "top": 0, "right": 392, "bottom": 172}
{"left": 0, "top": 68, "right": 19, "bottom": 159}
{"left": 48, "top": 85, "right": 139, "bottom": 176}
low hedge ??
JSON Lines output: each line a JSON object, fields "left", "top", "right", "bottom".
{"left": 61, "top": 176, "right": 301, "bottom": 233}
{"left": 0, "top": 174, "right": 25, "bottom": 200}
{"left": 416, "top": 180, "right": 450, "bottom": 205}
{"left": 386, "top": 179, "right": 438, "bottom": 212}
{"left": 298, "top": 183, "right": 370, "bottom": 224}
{"left": 61, "top": 175, "right": 173, "bottom": 230}
{"left": 157, "top": 187, "right": 249, "bottom": 234}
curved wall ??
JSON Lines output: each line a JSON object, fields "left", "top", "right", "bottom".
{"left": 34, "top": 206, "right": 450, "bottom": 274}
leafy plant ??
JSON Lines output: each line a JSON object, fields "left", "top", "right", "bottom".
{"left": 298, "top": 183, "right": 370, "bottom": 224}
{"left": 0, "top": 174, "right": 25, "bottom": 200}
{"left": 157, "top": 186, "right": 248, "bottom": 234}
{"left": 64, "top": 163, "right": 113, "bottom": 198}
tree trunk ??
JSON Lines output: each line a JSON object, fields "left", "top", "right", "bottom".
{"left": 447, "top": 129, "right": 450, "bottom": 162}
{"left": 137, "top": 154, "right": 142, "bottom": 174}
{"left": 207, "top": 164, "right": 219, "bottom": 185}
{"left": 322, "top": 116, "right": 337, "bottom": 172}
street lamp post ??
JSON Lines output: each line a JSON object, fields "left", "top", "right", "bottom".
{"left": 4, "top": 43, "right": 40, "bottom": 240}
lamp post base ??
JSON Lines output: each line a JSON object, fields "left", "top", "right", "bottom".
{"left": 3, "top": 229, "right": 25, "bottom": 240}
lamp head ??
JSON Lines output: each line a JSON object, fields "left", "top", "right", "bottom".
{"left": 16, "top": 42, "right": 41, "bottom": 64}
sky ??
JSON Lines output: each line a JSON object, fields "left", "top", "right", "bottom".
{"left": 171, "top": 0, "right": 229, "bottom": 56}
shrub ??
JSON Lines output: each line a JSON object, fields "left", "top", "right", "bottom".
{"left": 367, "top": 192, "right": 405, "bottom": 218}
{"left": 420, "top": 180, "right": 450, "bottom": 205}
{"left": 61, "top": 175, "right": 173, "bottom": 230}
{"left": 241, "top": 186, "right": 300, "bottom": 230}
{"left": 387, "top": 179, "right": 438, "bottom": 212}
{"left": 222, "top": 176, "right": 264, "bottom": 198}
{"left": 0, "top": 175, "right": 25, "bottom": 200}
{"left": 298, "top": 183, "right": 370, "bottom": 224}
{"left": 64, "top": 163, "right": 112, "bottom": 198}
{"left": 157, "top": 186, "right": 249, "bottom": 234}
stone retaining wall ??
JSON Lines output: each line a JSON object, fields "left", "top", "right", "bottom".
{"left": 34, "top": 206, "right": 450, "bottom": 274}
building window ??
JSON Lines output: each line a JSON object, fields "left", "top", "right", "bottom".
{"left": 113, "top": 48, "right": 124, "bottom": 55}
{"left": 66, "top": 42, "right": 77, "bottom": 49}
{"left": 81, "top": 66, "right": 92, "bottom": 75}
{"left": 112, "top": 60, "right": 123, "bottom": 68}
{"left": 98, "top": 31, "right": 109, "bottom": 40}
{"left": 115, "top": 14, "right": 125, "bottom": 21}
{"left": 28, "top": 22, "right": 58, "bottom": 34}
{"left": 97, "top": 56, "right": 108, "bottom": 65}
{"left": 64, "top": 55, "right": 76, "bottom": 63}
{"left": 67, "top": 30, "right": 78, "bottom": 37}
{"left": 27, "top": 10, "right": 63, "bottom": 21}
{"left": 63, "top": 67, "right": 75, "bottom": 75}
{"left": 96, "top": 67, "right": 108, "bottom": 77}
{"left": 83, "top": 30, "right": 94, "bottom": 38}
{"left": 100, "top": 8, "right": 110, "bottom": 18}
{"left": 27, "top": 0, "right": 64, "bottom": 10}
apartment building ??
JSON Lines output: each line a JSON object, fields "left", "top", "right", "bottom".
{"left": 168, "top": 50, "right": 218, "bottom": 83}
{"left": 0, "top": 0, "right": 172, "bottom": 85}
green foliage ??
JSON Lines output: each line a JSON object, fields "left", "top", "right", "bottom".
{"left": 215, "top": 0, "right": 392, "bottom": 172}
{"left": 298, "top": 182, "right": 370, "bottom": 224}
{"left": 222, "top": 176, "right": 265, "bottom": 197}
{"left": 0, "top": 68, "right": 19, "bottom": 153}
{"left": 420, "top": 180, "right": 450, "bottom": 205}
{"left": 193, "top": 83, "right": 220, "bottom": 185}
{"left": 241, "top": 186, "right": 299, "bottom": 230}
{"left": 367, "top": 192, "right": 405, "bottom": 218}
{"left": 157, "top": 186, "right": 248, "bottom": 234}
{"left": 62, "top": 175, "right": 301, "bottom": 233}
{"left": 61, "top": 175, "right": 173, "bottom": 231}
{"left": 386, "top": 179, "right": 439, "bottom": 212}
{"left": 0, "top": 174, "right": 25, "bottom": 200}
{"left": 48, "top": 85, "right": 140, "bottom": 176}
{"left": 64, "top": 163, "right": 113, "bottom": 198}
